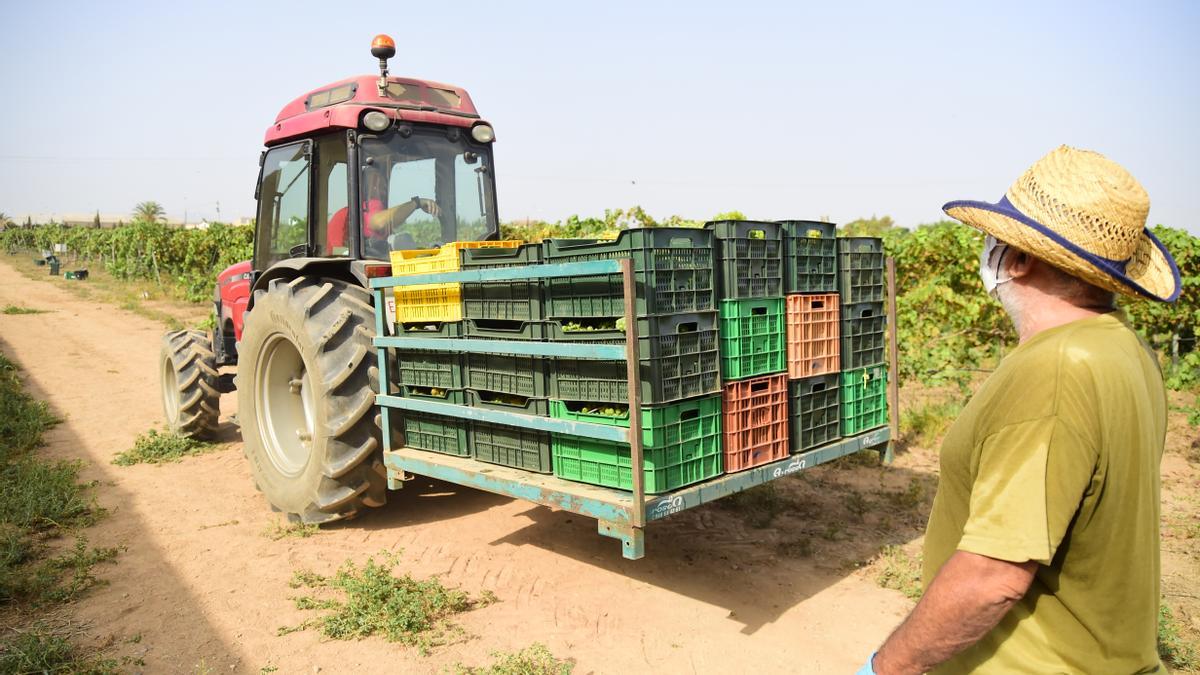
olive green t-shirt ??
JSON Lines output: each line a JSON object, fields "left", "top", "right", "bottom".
{"left": 923, "top": 311, "right": 1166, "bottom": 674}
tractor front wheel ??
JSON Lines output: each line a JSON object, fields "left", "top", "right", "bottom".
{"left": 159, "top": 330, "right": 220, "bottom": 440}
{"left": 237, "top": 276, "right": 386, "bottom": 523}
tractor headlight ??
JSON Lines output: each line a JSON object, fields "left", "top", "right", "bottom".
{"left": 363, "top": 111, "right": 391, "bottom": 132}
{"left": 471, "top": 124, "right": 495, "bottom": 143}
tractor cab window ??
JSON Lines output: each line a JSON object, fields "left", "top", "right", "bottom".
{"left": 255, "top": 142, "right": 312, "bottom": 269}
{"left": 357, "top": 127, "right": 497, "bottom": 259}
{"left": 313, "top": 133, "right": 349, "bottom": 257}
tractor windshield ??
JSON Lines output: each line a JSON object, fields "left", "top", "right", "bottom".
{"left": 358, "top": 127, "right": 498, "bottom": 258}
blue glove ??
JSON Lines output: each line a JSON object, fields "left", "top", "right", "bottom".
{"left": 855, "top": 652, "right": 877, "bottom": 675}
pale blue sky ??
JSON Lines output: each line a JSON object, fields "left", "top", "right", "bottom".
{"left": 1, "top": 1, "right": 1197, "bottom": 235}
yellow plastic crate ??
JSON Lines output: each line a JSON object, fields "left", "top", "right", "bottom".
{"left": 395, "top": 285, "right": 463, "bottom": 323}
{"left": 389, "top": 240, "right": 522, "bottom": 277}
{"left": 390, "top": 241, "right": 522, "bottom": 325}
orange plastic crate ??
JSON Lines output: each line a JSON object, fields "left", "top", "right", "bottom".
{"left": 721, "top": 374, "right": 790, "bottom": 472}
{"left": 786, "top": 293, "right": 840, "bottom": 378}
{"left": 390, "top": 241, "right": 522, "bottom": 324}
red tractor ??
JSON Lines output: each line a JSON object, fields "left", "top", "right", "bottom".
{"left": 159, "top": 35, "right": 500, "bottom": 523}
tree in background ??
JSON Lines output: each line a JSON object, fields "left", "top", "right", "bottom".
{"left": 711, "top": 210, "right": 747, "bottom": 221}
{"left": 132, "top": 201, "right": 166, "bottom": 224}
{"left": 93, "top": 210, "right": 101, "bottom": 228}
{"left": 0, "top": 212, "right": 10, "bottom": 229}
{"left": 841, "top": 215, "right": 898, "bottom": 237}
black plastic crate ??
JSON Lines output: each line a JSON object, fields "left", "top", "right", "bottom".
{"left": 464, "top": 352, "right": 550, "bottom": 399}
{"left": 464, "top": 319, "right": 552, "bottom": 341}
{"left": 704, "top": 220, "right": 784, "bottom": 299}
{"left": 403, "top": 414, "right": 469, "bottom": 456}
{"left": 788, "top": 374, "right": 841, "bottom": 453}
{"left": 542, "top": 228, "right": 715, "bottom": 319}
{"left": 841, "top": 302, "right": 887, "bottom": 369}
{"left": 397, "top": 350, "right": 464, "bottom": 390}
{"left": 550, "top": 313, "right": 721, "bottom": 404}
{"left": 838, "top": 237, "right": 885, "bottom": 304}
{"left": 780, "top": 220, "right": 838, "bottom": 293}
{"left": 465, "top": 389, "right": 550, "bottom": 416}
{"left": 461, "top": 244, "right": 545, "bottom": 324}
{"left": 469, "top": 421, "right": 553, "bottom": 472}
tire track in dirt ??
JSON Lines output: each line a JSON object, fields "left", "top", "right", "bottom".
{"left": 0, "top": 259, "right": 915, "bottom": 673}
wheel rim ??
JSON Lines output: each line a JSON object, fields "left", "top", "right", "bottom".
{"left": 255, "top": 334, "right": 315, "bottom": 477}
{"left": 161, "top": 354, "right": 180, "bottom": 425}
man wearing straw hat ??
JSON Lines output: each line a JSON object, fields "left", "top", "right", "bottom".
{"left": 862, "top": 146, "right": 1181, "bottom": 674}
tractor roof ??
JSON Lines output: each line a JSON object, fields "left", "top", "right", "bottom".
{"left": 264, "top": 75, "right": 482, "bottom": 146}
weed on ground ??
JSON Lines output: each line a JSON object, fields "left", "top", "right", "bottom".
{"left": 2, "top": 256, "right": 202, "bottom": 330}
{"left": 874, "top": 545, "right": 923, "bottom": 601}
{"left": 901, "top": 400, "right": 963, "bottom": 448}
{"left": 2, "top": 305, "right": 49, "bottom": 315}
{"left": 279, "top": 551, "right": 495, "bottom": 653}
{"left": 262, "top": 519, "right": 319, "bottom": 541}
{"left": 1159, "top": 602, "right": 1200, "bottom": 671}
{"left": 448, "top": 643, "right": 574, "bottom": 675}
{"left": 0, "top": 352, "right": 117, "bottom": 606}
{"left": 112, "top": 429, "right": 217, "bottom": 466}
{"left": 719, "top": 483, "right": 797, "bottom": 529}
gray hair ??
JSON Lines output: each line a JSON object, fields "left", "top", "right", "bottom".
{"left": 1041, "top": 262, "right": 1116, "bottom": 309}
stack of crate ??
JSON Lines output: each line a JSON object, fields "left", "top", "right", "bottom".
{"left": 543, "top": 228, "right": 724, "bottom": 493}
{"left": 707, "top": 220, "right": 790, "bottom": 472}
{"left": 459, "top": 244, "right": 556, "bottom": 472}
{"left": 390, "top": 241, "right": 523, "bottom": 459}
{"left": 837, "top": 238, "right": 889, "bottom": 436}
{"left": 780, "top": 221, "right": 843, "bottom": 453}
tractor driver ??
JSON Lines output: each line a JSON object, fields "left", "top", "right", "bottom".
{"left": 325, "top": 166, "right": 440, "bottom": 255}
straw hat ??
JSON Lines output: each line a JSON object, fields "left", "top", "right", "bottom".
{"left": 943, "top": 145, "right": 1180, "bottom": 302}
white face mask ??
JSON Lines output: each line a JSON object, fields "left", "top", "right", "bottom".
{"left": 979, "top": 234, "right": 1014, "bottom": 299}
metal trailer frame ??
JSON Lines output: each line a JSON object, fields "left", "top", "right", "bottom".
{"left": 370, "top": 258, "right": 891, "bottom": 560}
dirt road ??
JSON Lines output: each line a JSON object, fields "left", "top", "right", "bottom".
{"left": 0, "top": 258, "right": 920, "bottom": 673}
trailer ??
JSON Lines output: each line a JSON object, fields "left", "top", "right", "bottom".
{"left": 370, "top": 257, "right": 894, "bottom": 560}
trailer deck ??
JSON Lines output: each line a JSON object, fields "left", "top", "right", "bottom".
{"left": 370, "top": 257, "right": 892, "bottom": 559}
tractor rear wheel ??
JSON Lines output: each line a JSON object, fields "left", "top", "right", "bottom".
{"left": 159, "top": 330, "right": 220, "bottom": 440}
{"left": 237, "top": 276, "right": 386, "bottom": 523}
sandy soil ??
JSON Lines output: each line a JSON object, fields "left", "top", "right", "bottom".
{"left": 1, "top": 255, "right": 1195, "bottom": 674}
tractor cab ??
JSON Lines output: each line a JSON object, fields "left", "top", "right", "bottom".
{"left": 253, "top": 34, "right": 499, "bottom": 271}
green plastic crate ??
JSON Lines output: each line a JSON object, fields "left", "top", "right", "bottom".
{"left": 465, "top": 389, "right": 550, "bottom": 416}
{"left": 779, "top": 220, "right": 838, "bottom": 293}
{"left": 550, "top": 313, "right": 721, "bottom": 404}
{"left": 469, "top": 422, "right": 552, "bottom": 472}
{"left": 549, "top": 396, "right": 722, "bottom": 447}
{"left": 705, "top": 220, "right": 784, "bottom": 300}
{"left": 399, "top": 385, "right": 465, "bottom": 405}
{"left": 789, "top": 374, "right": 841, "bottom": 452}
{"left": 841, "top": 302, "right": 886, "bottom": 369}
{"left": 550, "top": 395, "right": 723, "bottom": 492}
{"left": 464, "top": 352, "right": 550, "bottom": 399}
{"left": 840, "top": 366, "right": 888, "bottom": 436}
{"left": 718, "top": 298, "right": 786, "bottom": 380}
{"left": 542, "top": 228, "right": 715, "bottom": 319}
{"left": 837, "top": 237, "right": 885, "bottom": 304}
{"left": 461, "top": 244, "right": 545, "bottom": 324}
{"left": 464, "top": 319, "right": 551, "bottom": 341}
{"left": 397, "top": 350, "right": 464, "bottom": 390}
{"left": 394, "top": 320, "right": 463, "bottom": 338}
{"left": 403, "top": 414, "right": 469, "bottom": 456}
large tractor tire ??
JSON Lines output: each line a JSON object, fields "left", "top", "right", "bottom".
{"left": 237, "top": 276, "right": 386, "bottom": 523}
{"left": 160, "top": 330, "right": 220, "bottom": 440}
